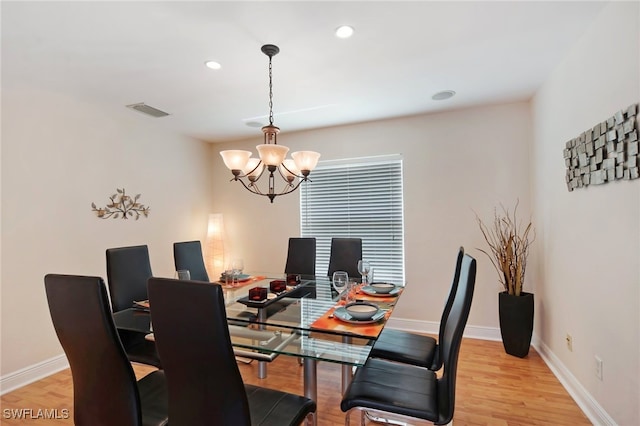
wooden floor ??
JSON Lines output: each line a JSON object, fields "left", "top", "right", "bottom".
{"left": 1, "top": 338, "right": 590, "bottom": 425}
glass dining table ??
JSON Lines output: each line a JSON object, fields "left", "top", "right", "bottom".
{"left": 113, "top": 273, "right": 404, "bottom": 426}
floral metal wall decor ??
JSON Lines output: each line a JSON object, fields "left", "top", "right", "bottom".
{"left": 91, "top": 188, "right": 150, "bottom": 220}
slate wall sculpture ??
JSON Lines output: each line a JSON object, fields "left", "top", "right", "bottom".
{"left": 564, "top": 103, "right": 639, "bottom": 191}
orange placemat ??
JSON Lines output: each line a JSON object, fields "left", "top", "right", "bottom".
{"left": 309, "top": 302, "right": 392, "bottom": 338}
{"left": 351, "top": 283, "right": 404, "bottom": 304}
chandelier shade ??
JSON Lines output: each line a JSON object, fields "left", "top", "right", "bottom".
{"left": 291, "top": 151, "right": 321, "bottom": 174}
{"left": 219, "top": 44, "right": 320, "bottom": 203}
{"left": 280, "top": 159, "right": 300, "bottom": 182}
{"left": 257, "top": 143, "right": 289, "bottom": 167}
{"left": 220, "top": 150, "right": 251, "bottom": 173}
{"left": 243, "top": 158, "right": 264, "bottom": 181}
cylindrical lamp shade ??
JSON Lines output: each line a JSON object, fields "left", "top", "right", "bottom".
{"left": 243, "top": 158, "right": 264, "bottom": 181}
{"left": 220, "top": 150, "right": 252, "bottom": 171}
{"left": 291, "top": 151, "right": 321, "bottom": 172}
{"left": 280, "top": 159, "right": 300, "bottom": 182}
{"left": 205, "top": 213, "right": 225, "bottom": 279}
{"left": 256, "top": 144, "right": 289, "bottom": 167}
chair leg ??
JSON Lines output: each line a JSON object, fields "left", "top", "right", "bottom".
{"left": 345, "top": 409, "right": 365, "bottom": 426}
{"left": 305, "top": 411, "right": 317, "bottom": 426}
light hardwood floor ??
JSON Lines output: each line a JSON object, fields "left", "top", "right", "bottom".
{"left": 1, "top": 338, "right": 590, "bottom": 425}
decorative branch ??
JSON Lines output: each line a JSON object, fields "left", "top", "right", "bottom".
{"left": 91, "top": 188, "right": 150, "bottom": 220}
{"left": 475, "top": 200, "right": 535, "bottom": 296}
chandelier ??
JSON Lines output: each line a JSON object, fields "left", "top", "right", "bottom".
{"left": 220, "top": 44, "right": 321, "bottom": 203}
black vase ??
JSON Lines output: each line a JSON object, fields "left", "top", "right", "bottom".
{"left": 498, "top": 291, "right": 534, "bottom": 358}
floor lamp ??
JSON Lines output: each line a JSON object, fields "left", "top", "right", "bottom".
{"left": 205, "top": 213, "right": 225, "bottom": 280}
{"left": 206, "top": 213, "right": 251, "bottom": 364}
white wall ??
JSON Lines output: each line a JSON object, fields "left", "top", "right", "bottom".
{"left": 1, "top": 85, "right": 214, "bottom": 376}
{"left": 532, "top": 2, "right": 639, "bottom": 424}
{"left": 211, "top": 101, "right": 533, "bottom": 335}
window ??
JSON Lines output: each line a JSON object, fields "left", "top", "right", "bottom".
{"left": 300, "top": 155, "right": 405, "bottom": 283}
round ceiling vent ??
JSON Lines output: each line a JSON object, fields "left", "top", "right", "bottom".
{"left": 432, "top": 90, "right": 456, "bottom": 101}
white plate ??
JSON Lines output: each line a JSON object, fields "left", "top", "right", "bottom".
{"left": 333, "top": 306, "right": 386, "bottom": 324}
{"left": 360, "top": 285, "right": 401, "bottom": 297}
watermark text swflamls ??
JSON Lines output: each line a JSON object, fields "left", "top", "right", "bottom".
{"left": 3, "top": 408, "right": 70, "bottom": 420}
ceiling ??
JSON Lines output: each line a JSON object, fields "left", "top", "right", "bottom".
{"left": 2, "top": 1, "right": 607, "bottom": 143}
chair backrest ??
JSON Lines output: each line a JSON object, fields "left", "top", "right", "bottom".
{"left": 106, "top": 245, "right": 153, "bottom": 312}
{"left": 284, "top": 237, "right": 316, "bottom": 276}
{"left": 173, "top": 240, "right": 209, "bottom": 281}
{"left": 434, "top": 246, "right": 465, "bottom": 369}
{"left": 436, "top": 253, "right": 476, "bottom": 424}
{"left": 44, "top": 274, "right": 143, "bottom": 426}
{"left": 327, "top": 237, "right": 362, "bottom": 279}
{"left": 148, "top": 278, "right": 251, "bottom": 425}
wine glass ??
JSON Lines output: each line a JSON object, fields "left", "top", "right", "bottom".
{"left": 230, "top": 259, "right": 244, "bottom": 285}
{"left": 332, "top": 271, "right": 349, "bottom": 302}
{"left": 357, "top": 260, "right": 371, "bottom": 284}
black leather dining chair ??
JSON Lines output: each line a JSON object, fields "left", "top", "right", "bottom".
{"left": 368, "top": 247, "right": 465, "bottom": 370}
{"left": 340, "top": 253, "right": 476, "bottom": 425}
{"left": 327, "top": 237, "right": 362, "bottom": 279}
{"left": 147, "top": 277, "right": 317, "bottom": 425}
{"left": 173, "top": 240, "right": 209, "bottom": 281}
{"left": 44, "top": 274, "right": 168, "bottom": 426}
{"left": 106, "top": 245, "right": 161, "bottom": 368}
{"left": 283, "top": 237, "right": 317, "bottom": 302}
{"left": 284, "top": 237, "right": 316, "bottom": 276}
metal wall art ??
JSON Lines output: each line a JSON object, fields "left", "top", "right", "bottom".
{"left": 564, "top": 103, "right": 639, "bottom": 191}
{"left": 91, "top": 188, "right": 150, "bottom": 220}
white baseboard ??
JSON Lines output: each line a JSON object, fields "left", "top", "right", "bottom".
{"left": 0, "top": 354, "right": 68, "bottom": 395}
{"left": 386, "top": 318, "right": 502, "bottom": 341}
{"left": 533, "top": 339, "right": 616, "bottom": 426}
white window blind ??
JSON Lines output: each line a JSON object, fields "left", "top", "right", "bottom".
{"left": 300, "top": 155, "right": 405, "bottom": 284}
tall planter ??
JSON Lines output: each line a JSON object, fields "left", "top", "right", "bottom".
{"left": 498, "top": 291, "right": 534, "bottom": 358}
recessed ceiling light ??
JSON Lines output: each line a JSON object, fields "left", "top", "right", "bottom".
{"left": 205, "top": 61, "right": 222, "bottom": 70}
{"left": 335, "top": 25, "right": 354, "bottom": 39}
{"left": 432, "top": 90, "right": 456, "bottom": 101}
{"left": 245, "top": 121, "right": 264, "bottom": 128}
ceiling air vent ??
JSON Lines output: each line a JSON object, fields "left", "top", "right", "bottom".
{"left": 126, "top": 103, "right": 170, "bottom": 118}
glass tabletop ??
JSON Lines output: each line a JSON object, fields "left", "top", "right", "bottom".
{"left": 113, "top": 273, "right": 403, "bottom": 367}
{"left": 224, "top": 274, "right": 403, "bottom": 365}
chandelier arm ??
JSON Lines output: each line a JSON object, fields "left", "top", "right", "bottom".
{"left": 276, "top": 177, "right": 306, "bottom": 196}
{"left": 230, "top": 172, "right": 312, "bottom": 203}
{"left": 278, "top": 162, "right": 305, "bottom": 180}
{"left": 233, "top": 176, "right": 264, "bottom": 196}
{"left": 239, "top": 161, "right": 266, "bottom": 180}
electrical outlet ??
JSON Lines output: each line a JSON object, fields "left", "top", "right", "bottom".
{"left": 565, "top": 333, "right": 573, "bottom": 352}
{"left": 595, "top": 356, "right": 603, "bottom": 380}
